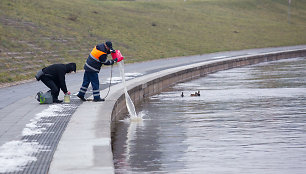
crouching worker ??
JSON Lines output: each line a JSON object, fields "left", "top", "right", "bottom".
{"left": 36, "top": 63, "right": 76, "bottom": 103}
{"left": 77, "top": 41, "right": 115, "bottom": 102}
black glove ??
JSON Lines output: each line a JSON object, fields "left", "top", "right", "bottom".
{"left": 114, "top": 58, "right": 118, "bottom": 62}
{"left": 111, "top": 49, "right": 116, "bottom": 53}
{"left": 104, "top": 59, "right": 115, "bottom": 65}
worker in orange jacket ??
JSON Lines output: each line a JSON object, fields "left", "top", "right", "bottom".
{"left": 77, "top": 41, "right": 115, "bottom": 102}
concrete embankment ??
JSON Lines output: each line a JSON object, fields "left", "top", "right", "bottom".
{"left": 49, "top": 48, "right": 306, "bottom": 174}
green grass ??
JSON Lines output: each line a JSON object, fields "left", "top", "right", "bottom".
{"left": 0, "top": 0, "right": 306, "bottom": 84}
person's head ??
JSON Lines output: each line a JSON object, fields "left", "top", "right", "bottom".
{"left": 66, "top": 63, "right": 76, "bottom": 73}
{"left": 105, "top": 41, "right": 113, "bottom": 52}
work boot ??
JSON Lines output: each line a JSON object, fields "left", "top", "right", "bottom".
{"left": 77, "top": 93, "right": 86, "bottom": 101}
{"left": 93, "top": 98, "right": 105, "bottom": 102}
{"left": 53, "top": 99, "right": 63, "bottom": 103}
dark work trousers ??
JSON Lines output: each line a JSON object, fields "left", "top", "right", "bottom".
{"left": 41, "top": 76, "right": 60, "bottom": 100}
{"left": 78, "top": 71, "right": 100, "bottom": 100}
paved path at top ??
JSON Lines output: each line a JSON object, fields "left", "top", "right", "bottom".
{"left": 0, "top": 45, "right": 305, "bottom": 173}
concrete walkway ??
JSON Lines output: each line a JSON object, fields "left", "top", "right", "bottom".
{"left": 0, "top": 45, "right": 305, "bottom": 174}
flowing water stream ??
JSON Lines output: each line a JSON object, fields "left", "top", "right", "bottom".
{"left": 112, "top": 57, "right": 306, "bottom": 174}
{"left": 118, "top": 61, "right": 138, "bottom": 118}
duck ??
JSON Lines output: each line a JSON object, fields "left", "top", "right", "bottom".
{"left": 190, "top": 91, "right": 200, "bottom": 97}
{"left": 190, "top": 91, "right": 198, "bottom": 96}
{"left": 181, "top": 92, "right": 184, "bottom": 97}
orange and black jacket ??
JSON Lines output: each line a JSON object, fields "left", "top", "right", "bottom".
{"left": 84, "top": 44, "right": 112, "bottom": 72}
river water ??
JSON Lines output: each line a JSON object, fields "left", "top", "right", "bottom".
{"left": 112, "top": 57, "right": 306, "bottom": 174}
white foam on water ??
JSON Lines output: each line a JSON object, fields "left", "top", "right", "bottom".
{"left": 129, "top": 116, "right": 143, "bottom": 122}
{"left": 123, "top": 110, "right": 148, "bottom": 123}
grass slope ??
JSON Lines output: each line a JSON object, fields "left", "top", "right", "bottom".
{"left": 0, "top": 0, "right": 306, "bottom": 84}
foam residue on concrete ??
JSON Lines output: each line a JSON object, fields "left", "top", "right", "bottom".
{"left": 0, "top": 103, "right": 76, "bottom": 173}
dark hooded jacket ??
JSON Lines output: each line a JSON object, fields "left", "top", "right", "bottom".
{"left": 42, "top": 63, "right": 76, "bottom": 93}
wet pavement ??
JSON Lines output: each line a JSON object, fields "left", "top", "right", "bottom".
{"left": 112, "top": 57, "right": 306, "bottom": 174}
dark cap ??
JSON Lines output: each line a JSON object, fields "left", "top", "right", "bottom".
{"left": 105, "top": 41, "right": 113, "bottom": 50}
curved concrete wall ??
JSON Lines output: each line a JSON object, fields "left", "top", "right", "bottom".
{"left": 49, "top": 48, "right": 306, "bottom": 174}
{"left": 111, "top": 49, "right": 306, "bottom": 121}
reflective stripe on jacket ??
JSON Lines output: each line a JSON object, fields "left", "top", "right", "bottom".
{"left": 84, "top": 45, "right": 108, "bottom": 72}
